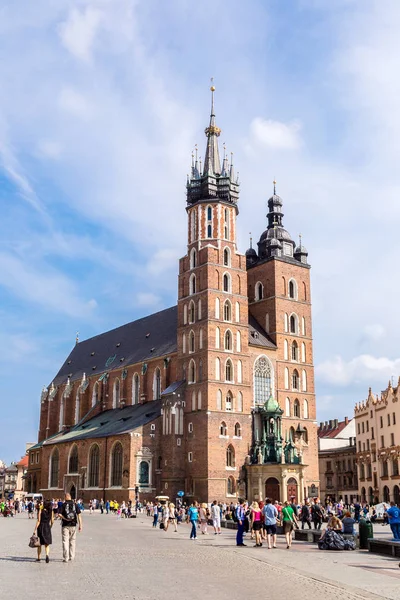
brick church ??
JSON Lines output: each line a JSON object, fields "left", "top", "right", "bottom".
{"left": 27, "top": 87, "right": 319, "bottom": 504}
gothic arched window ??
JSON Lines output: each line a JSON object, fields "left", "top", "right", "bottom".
{"left": 226, "top": 445, "right": 235, "bottom": 467}
{"left": 225, "top": 330, "right": 232, "bottom": 351}
{"left": 189, "top": 301, "right": 195, "bottom": 323}
{"left": 139, "top": 461, "right": 149, "bottom": 485}
{"left": 189, "top": 273, "right": 196, "bottom": 295}
{"left": 291, "top": 341, "right": 298, "bottom": 361}
{"left": 189, "top": 330, "right": 195, "bottom": 353}
{"left": 292, "top": 369, "right": 299, "bottom": 390}
{"left": 223, "top": 273, "right": 231, "bottom": 293}
{"left": 153, "top": 368, "right": 161, "bottom": 399}
{"left": 88, "top": 444, "right": 100, "bottom": 487}
{"left": 220, "top": 422, "right": 227, "bottom": 436}
{"left": 190, "top": 247, "right": 197, "bottom": 269}
{"left": 68, "top": 445, "right": 78, "bottom": 473}
{"left": 303, "top": 399, "right": 309, "bottom": 419}
{"left": 294, "top": 399, "right": 300, "bottom": 418}
{"left": 188, "top": 360, "right": 196, "bottom": 383}
{"left": 288, "top": 279, "right": 297, "bottom": 299}
{"left": 234, "top": 422, "right": 242, "bottom": 437}
{"left": 225, "top": 359, "right": 233, "bottom": 382}
{"left": 113, "top": 378, "right": 120, "bottom": 408}
{"left": 254, "top": 356, "right": 273, "bottom": 405}
{"left": 290, "top": 314, "right": 298, "bottom": 334}
{"left": 92, "top": 381, "right": 99, "bottom": 408}
{"left": 223, "top": 247, "right": 230, "bottom": 266}
{"left": 49, "top": 448, "right": 59, "bottom": 488}
{"left": 225, "top": 391, "right": 233, "bottom": 411}
{"left": 255, "top": 281, "right": 263, "bottom": 301}
{"left": 224, "top": 300, "right": 232, "bottom": 321}
{"left": 111, "top": 442, "right": 123, "bottom": 487}
{"left": 133, "top": 373, "right": 140, "bottom": 404}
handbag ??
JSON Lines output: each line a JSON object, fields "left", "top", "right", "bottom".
{"left": 29, "top": 534, "right": 40, "bottom": 548}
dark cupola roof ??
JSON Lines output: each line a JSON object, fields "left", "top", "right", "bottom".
{"left": 245, "top": 235, "right": 258, "bottom": 267}
{"left": 258, "top": 182, "right": 297, "bottom": 261}
{"left": 186, "top": 85, "right": 239, "bottom": 209}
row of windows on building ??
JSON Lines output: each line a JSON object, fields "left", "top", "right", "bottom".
{"left": 58, "top": 369, "right": 162, "bottom": 431}
{"left": 188, "top": 271, "right": 235, "bottom": 297}
{"left": 189, "top": 246, "right": 232, "bottom": 270}
{"left": 283, "top": 339, "right": 307, "bottom": 363}
{"left": 283, "top": 367, "right": 308, "bottom": 392}
{"left": 326, "top": 459, "right": 357, "bottom": 472}
{"left": 182, "top": 325, "right": 243, "bottom": 354}
{"left": 254, "top": 278, "right": 306, "bottom": 302}
{"left": 183, "top": 298, "right": 240, "bottom": 326}
{"left": 358, "top": 412, "right": 397, "bottom": 436}
{"left": 284, "top": 313, "right": 307, "bottom": 336}
{"left": 189, "top": 205, "right": 232, "bottom": 244}
{"left": 358, "top": 432, "right": 396, "bottom": 453}
{"left": 359, "top": 458, "right": 400, "bottom": 479}
{"left": 48, "top": 442, "right": 151, "bottom": 489}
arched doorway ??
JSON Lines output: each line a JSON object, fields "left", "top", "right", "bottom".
{"left": 287, "top": 477, "right": 298, "bottom": 503}
{"left": 383, "top": 485, "right": 390, "bottom": 503}
{"left": 394, "top": 485, "right": 400, "bottom": 505}
{"left": 265, "top": 477, "right": 280, "bottom": 502}
{"left": 70, "top": 484, "right": 76, "bottom": 500}
{"left": 361, "top": 487, "right": 366, "bottom": 503}
{"left": 368, "top": 487, "right": 374, "bottom": 505}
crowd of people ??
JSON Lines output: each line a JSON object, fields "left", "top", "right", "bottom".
{"left": 3, "top": 492, "right": 400, "bottom": 559}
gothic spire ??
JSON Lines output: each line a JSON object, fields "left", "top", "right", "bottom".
{"left": 203, "top": 83, "right": 221, "bottom": 176}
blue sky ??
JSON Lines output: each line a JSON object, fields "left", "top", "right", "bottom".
{"left": 1, "top": 0, "right": 400, "bottom": 464}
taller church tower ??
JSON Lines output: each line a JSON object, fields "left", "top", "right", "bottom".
{"left": 161, "top": 87, "right": 253, "bottom": 501}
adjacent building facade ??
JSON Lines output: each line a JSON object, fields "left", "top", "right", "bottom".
{"left": 355, "top": 382, "right": 400, "bottom": 505}
{"left": 27, "top": 88, "right": 319, "bottom": 504}
{"left": 318, "top": 417, "right": 358, "bottom": 505}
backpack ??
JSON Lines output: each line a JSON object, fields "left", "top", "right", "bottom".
{"left": 232, "top": 508, "right": 238, "bottom": 522}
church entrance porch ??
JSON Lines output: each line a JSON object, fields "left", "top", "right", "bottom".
{"left": 246, "top": 463, "right": 305, "bottom": 504}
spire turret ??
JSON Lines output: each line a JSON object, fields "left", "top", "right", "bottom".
{"left": 186, "top": 84, "right": 239, "bottom": 209}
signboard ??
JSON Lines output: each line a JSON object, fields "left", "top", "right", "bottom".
{"left": 307, "top": 485, "right": 319, "bottom": 498}
{"left": 177, "top": 490, "right": 184, "bottom": 497}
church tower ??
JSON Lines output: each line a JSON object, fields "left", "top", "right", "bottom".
{"left": 161, "top": 87, "right": 253, "bottom": 501}
{"left": 246, "top": 185, "right": 318, "bottom": 499}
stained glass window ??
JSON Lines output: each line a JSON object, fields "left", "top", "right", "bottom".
{"left": 254, "top": 357, "right": 272, "bottom": 405}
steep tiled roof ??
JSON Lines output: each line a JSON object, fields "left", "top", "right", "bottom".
{"left": 318, "top": 420, "right": 349, "bottom": 439}
{"left": 16, "top": 456, "right": 29, "bottom": 468}
{"left": 51, "top": 305, "right": 277, "bottom": 388}
{"left": 43, "top": 400, "right": 162, "bottom": 445}
{"left": 52, "top": 306, "right": 178, "bottom": 386}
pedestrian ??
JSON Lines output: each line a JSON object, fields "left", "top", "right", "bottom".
{"left": 235, "top": 499, "right": 246, "bottom": 547}
{"left": 342, "top": 511, "right": 355, "bottom": 535}
{"left": 169, "top": 503, "right": 178, "bottom": 532}
{"left": 27, "top": 500, "right": 34, "bottom": 519}
{"left": 211, "top": 500, "right": 221, "bottom": 535}
{"left": 311, "top": 499, "right": 323, "bottom": 530}
{"left": 300, "top": 501, "right": 312, "bottom": 530}
{"left": 353, "top": 501, "right": 361, "bottom": 523}
{"left": 59, "top": 493, "right": 82, "bottom": 563}
{"left": 290, "top": 496, "right": 299, "bottom": 529}
{"left": 187, "top": 501, "right": 199, "bottom": 540}
{"left": 199, "top": 503, "right": 209, "bottom": 534}
{"left": 250, "top": 501, "right": 262, "bottom": 547}
{"left": 99, "top": 498, "right": 104, "bottom": 514}
{"left": 105, "top": 500, "right": 110, "bottom": 514}
{"left": 282, "top": 500, "right": 298, "bottom": 549}
{"left": 163, "top": 503, "right": 170, "bottom": 531}
{"left": 386, "top": 501, "right": 400, "bottom": 540}
{"left": 262, "top": 497, "right": 278, "bottom": 549}
{"left": 34, "top": 499, "right": 54, "bottom": 563}
{"left": 153, "top": 503, "right": 159, "bottom": 527}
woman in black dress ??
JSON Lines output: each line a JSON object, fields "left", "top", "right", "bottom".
{"left": 34, "top": 500, "right": 54, "bottom": 562}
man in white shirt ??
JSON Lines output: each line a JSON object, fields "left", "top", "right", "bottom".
{"left": 211, "top": 500, "right": 221, "bottom": 534}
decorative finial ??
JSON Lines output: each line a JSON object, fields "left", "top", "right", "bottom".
{"left": 273, "top": 179, "right": 277, "bottom": 195}
{"left": 249, "top": 232, "right": 252, "bottom": 248}
{"left": 299, "top": 233, "right": 302, "bottom": 247}
{"left": 210, "top": 76, "right": 215, "bottom": 92}
{"left": 75, "top": 331, "right": 79, "bottom": 345}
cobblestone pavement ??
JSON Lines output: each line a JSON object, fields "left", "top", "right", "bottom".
{"left": 1, "top": 513, "right": 399, "bottom": 600}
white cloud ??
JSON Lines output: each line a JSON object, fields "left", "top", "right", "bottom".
{"left": 58, "top": 6, "right": 103, "bottom": 63}
{"left": 249, "top": 117, "right": 302, "bottom": 150}
{"left": 37, "top": 140, "right": 63, "bottom": 159}
{"left": 135, "top": 293, "right": 161, "bottom": 308}
{"left": 58, "top": 87, "right": 92, "bottom": 118}
{"left": 316, "top": 354, "right": 400, "bottom": 387}
{"left": 362, "top": 324, "right": 385, "bottom": 342}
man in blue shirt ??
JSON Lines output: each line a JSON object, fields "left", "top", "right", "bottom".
{"left": 187, "top": 501, "right": 199, "bottom": 540}
{"left": 263, "top": 498, "right": 278, "bottom": 549}
{"left": 386, "top": 501, "right": 400, "bottom": 540}
{"left": 236, "top": 500, "right": 246, "bottom": 546}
